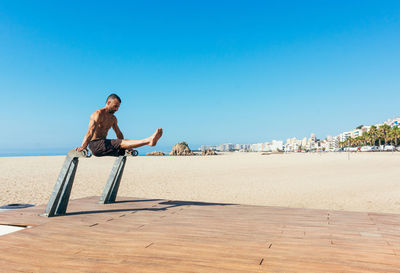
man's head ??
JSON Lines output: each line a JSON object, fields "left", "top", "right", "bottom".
{"left": 106, "top": 94, "right": 121, "bottom": 114}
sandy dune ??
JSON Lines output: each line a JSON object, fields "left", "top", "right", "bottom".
{"left": 1, "top": 152, "right": 400, "bottom": 213}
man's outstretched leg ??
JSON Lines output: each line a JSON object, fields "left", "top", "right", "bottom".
{"left": 120, "top": 128, "right": 163, "bottom": 150}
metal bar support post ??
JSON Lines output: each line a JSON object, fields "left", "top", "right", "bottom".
{"left": 99, "top": 155, "right": 127, "bottom": 204}
{"left": 43, "top": 156, "right": 79, "bottom": 217}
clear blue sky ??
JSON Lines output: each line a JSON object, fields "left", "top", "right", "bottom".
{"left": 1, "top": 1, "right": 399, "bottom": 154}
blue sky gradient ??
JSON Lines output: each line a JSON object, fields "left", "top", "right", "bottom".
{"left": 1, "top": 1, "right": 399, "bottom": 154}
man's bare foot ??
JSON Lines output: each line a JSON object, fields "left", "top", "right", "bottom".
{"left": 149, "top": 128, "right": 163, "bottom": 146}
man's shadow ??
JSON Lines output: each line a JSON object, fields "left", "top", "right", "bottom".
{"left": 65, "top": 199, "right": 234, "bottom": 216}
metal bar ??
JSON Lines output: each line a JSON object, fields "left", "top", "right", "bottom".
{"left": 108, "top": 156, "right": 126, "bottom": 203}
{"left": 55, "top": 157, "right": 79, "bottom": 215}
{"left": 43, "top": 156, "right": 79, "bottom": 217}
{"left": 99, "top": 156, "right": 127, "bottom": 204}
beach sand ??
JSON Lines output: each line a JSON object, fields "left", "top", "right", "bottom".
{"left": 1, "top": 152, "right": 399, "bottom": 213}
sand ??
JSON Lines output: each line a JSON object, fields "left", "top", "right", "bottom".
{"left": 1, "top": 152, "right": 400, "bottom": 213}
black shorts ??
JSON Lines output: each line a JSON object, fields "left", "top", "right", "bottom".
{"left": 88, "top": 139, "right": 126, "bottom": 157}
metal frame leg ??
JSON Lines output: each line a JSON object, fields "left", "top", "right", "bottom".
{"left": 43, "top": 156, "right": 79, "bottom": 217}
{"left": 99, "top": 156, "right": 127, "bottom": 204}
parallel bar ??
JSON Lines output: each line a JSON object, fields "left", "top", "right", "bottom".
{"left": 43, "top": 156, "right": 79, "bottom": 217}
{"left": 43, "top": 150, "right": 128, "bottom": 216}
{"left": 55, "top": 158, "right": 79, "bottom": 215}
{"left": 99, "top": 156, "right": 127, "bottom": 204}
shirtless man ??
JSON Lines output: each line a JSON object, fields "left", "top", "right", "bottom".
{"left": 76, "top": 94, "right": 163, "bottom": 156}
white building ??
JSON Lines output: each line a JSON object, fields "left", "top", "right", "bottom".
{"left": 199, "top": 145, "right": 218, "bottom": 152}
{"left": 271, "top": 140, "right": 283, "bottom": 152}
{"left": 301, "top": 137, "right": 307, "bottom": 147}
{"left": 351, "top": 129, "right": 362, "bottom": 138}
{"left": 339, "top": 131, "right": 352, "bottom": 142}
{"left": 323, "top": 135, "right": 337, "bottom": 151}
{"left": 285, "top": 138, "right": 302, "bottom": 152}
{"left": 235, "top": 144, "right": 251, "bottom": 151}
{"left": 384, "top": 117, "right": 400, "bottom": 128}
{"left": 250, "top": 143, "right": 263, "bottom": 152}
{"left": 220, "top": 143, "right": 235, "bottom": 152}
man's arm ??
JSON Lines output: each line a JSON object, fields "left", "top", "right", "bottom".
{"left": 76, "top": 112, "right": 99, "bottom": 151}
{"left": 112, "top": 117, "right": 124, "bottom": 139}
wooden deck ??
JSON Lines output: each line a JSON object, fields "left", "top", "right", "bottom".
{"left": 0, "top": 196, "right": 399, "bottom": 272}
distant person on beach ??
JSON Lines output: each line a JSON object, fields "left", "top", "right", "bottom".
{"left": 76, "top": 94, "right": 163, "bottom": 156}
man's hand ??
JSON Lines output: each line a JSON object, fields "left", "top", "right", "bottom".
{"left": 76, "top": 146, "right": 86, "bottom": 152}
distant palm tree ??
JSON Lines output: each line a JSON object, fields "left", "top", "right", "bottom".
{"left": 354, "top": 137, "right": 359, "bottom": 147}
{"left": 338, "top": 125, "right": 400, "bottom": 151}
{"left": 361, "top": 132, "right": 368, "bottom": 146}
{"left": 346, "top": 137, "right": 352, "bottom": 147}
{"left": 377, "top": 126, "right": 385, "bottom": 146}
{"left": 387, "top": 129, "right": 395, "bottom": 146}
{"left": 366, "top": 132, "right": 374, "bottom": 146}
{"left": 393, "top": 126, "right": 400, "bottom": 147}
{"left": 369, "top": 125, "right": 377, "bottom": 146}
{"left": 382, "top": 124, "right": 392, "bottom": 146}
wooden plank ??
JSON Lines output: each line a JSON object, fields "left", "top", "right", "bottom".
{"left": 0, "top": 196, "right": 399, "bottom": 272}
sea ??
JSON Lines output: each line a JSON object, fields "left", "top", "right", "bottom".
{"left": 0, "top": 146, "right": 175, "bottom": 157}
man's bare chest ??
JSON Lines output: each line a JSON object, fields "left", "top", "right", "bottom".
{"left": 97, "top": 116, "right": 114, "bottom": 131}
